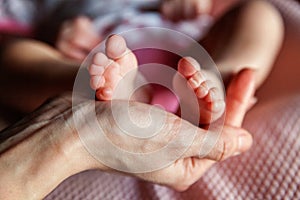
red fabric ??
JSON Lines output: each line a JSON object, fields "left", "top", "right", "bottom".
{"left": 0, "top": 18, "right": 32, "bottom": 36}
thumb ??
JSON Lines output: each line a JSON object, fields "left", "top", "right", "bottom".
{"left": 225, "top": 68, "right": 256, "bottom": 127}
{"left": 185, "top": 125, "right": 253, "bottom": 161}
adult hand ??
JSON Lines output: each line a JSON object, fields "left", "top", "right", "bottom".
{"left": 0, "top": 69, "right": 254, "bottom": 199}
{"left": 55, "top": 16, "right": 101, "bottom": 61}
{"left": 134, "top": 68, "right": 255, "bottom": 190}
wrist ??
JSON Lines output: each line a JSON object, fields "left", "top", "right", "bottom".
{"left": 0, "top": 124, "right": 69, "bottom": 199}
{"left": 63, "top": 117, "right": 109, "bottom": 173}
{"left": 0, "top": 106, "right": 107, "bottom": 199}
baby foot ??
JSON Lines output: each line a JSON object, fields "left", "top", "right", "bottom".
{"left": 174, "top": 57, "right": 225, "bottom": 124}
{"left": 88, "top": 35, "right": 138, "bottom": 101}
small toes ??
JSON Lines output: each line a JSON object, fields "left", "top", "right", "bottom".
{"left": 88, "top": 64, "right": 105, "bottom": 76}
{"left": 206, "top": 87, "right": 222, "bottom": 102}
{"left": 101, "top": 62, "right": 122, "bottom": 95}
{"left": 178, "top": 57, "right": 201, "bottom": 78}
{"left": 195, "top": 82, "right": 209, "bottom": 98}
{"left": 90, "top": 75, "right": 105, "bottom": 90}
{"left": 103, "top": 62, "right": 120, "bottom": 82}
{"left": 93, "top": 52, "right": 110, "bottom": 66}
{"left": 188, "top": 71, "right": 206, "bottom": 89}
{"left": 96, "top": 87, "right": 113, "bottom": 100}
{"left": 105, "top": 34, "right": 127, "bottom": 60}
{"left": 92, "top": 61, "right": 121, "bottom": 101}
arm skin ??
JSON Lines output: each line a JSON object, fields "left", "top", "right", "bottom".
{"left": 0, "top": 69, "right": 255, "bottom": 199}
{"left": 0, "top": 37, "right": 80, "bottom": 113}
{"left": 0, "top": 17, "right": 99, "bottom": 113}
{"left": 202, "top": 0, "right": 284, "bottom": 88}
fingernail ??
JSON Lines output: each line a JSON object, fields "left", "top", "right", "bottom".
{"left": 102, "top": 88, "right": 112, "bottom": 98}
{"left": 251, "top": 97, "right": 258, "bottom": 104}
{"left": 249, "top": 97, "right": 258, "bottom": 107}
{"left": 238, "top": 133, "right": 253, "bottom": 153}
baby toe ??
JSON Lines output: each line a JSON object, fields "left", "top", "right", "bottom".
{"left": 88, "top": 64, "right": 105, "bottom": 76}
{"left": 195, "top": 81, "right": 209, "bottom": 98}
{"left": 178, "top": 57, "right": 201, "bottom": 78}
{"left": 93, "top": 52, "right": 110, "bottom": 67}
{"left": 90, "top": 75, "right": 105, "bottom": 90}
{"left": 103, "top": 62, "right": 120, "bottom": 82}
{"left": 188, "top": 71, "right": 206, "bottom": 89}
{"left": 206, "top": 87, "right": 223, "bottom": 102}
{"left": 105, "top": 35, "right": 127, "bottom": 60}
{"left": 96, "top": 87, "right": 113, "bottom": 100}
{"left": 102, "top": 62, "right": 123, "bottom": 92}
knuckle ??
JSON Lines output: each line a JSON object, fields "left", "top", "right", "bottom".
{"left": 171, "top": 169, "right": 194, "bottom": 191}
{"left": 217, "top": 140, "right": 226, "bottom": 161}
{"left": 218, "top": 135, "right": 236, "bottom": 161}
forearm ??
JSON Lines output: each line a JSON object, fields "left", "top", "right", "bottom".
{"left": 0, "top": 123, "right": 72, "bottom": 199}
{"left": 0, "top": 38, "right": 80, "bottom": 112}
{"left": 0, "top": 97, "right": 102, "bottom": 199}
